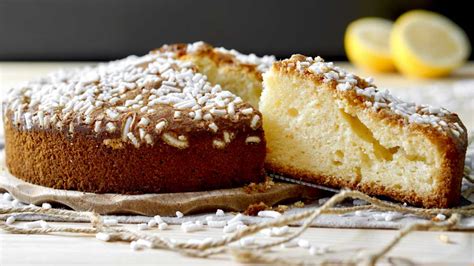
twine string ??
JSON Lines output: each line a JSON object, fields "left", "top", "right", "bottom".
{"left": 0, "top": 189, "right": 471, "bottom": 266}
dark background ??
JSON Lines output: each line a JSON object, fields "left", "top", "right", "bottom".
{"left": 0, "top": 0, "right": 472, "bottom": 61}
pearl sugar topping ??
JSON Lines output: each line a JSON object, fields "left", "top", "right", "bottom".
{"left": 290, "top": 55, "right": 463, "bottom": 139}
{"left": 6, "top": 48, "right": 260, "bottom": 148}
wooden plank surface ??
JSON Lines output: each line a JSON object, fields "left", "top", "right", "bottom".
{"left": 0, "top": 62, "right": 473, "bottom": 265}
{"left": 0, "top": 223, "right": 473, "bottom": 265}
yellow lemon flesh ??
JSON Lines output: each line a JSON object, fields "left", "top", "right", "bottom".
{"left": 390, "top": 10, "right": 471, "bottom": 78}
{"left": 345, "top": 17, "right": 395, "bottom": 73}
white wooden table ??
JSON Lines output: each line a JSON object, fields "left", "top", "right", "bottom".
{"left": 0, "top": 62, "right": 473, "bottom": 265}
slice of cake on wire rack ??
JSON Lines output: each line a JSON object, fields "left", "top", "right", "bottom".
{"left": 260, "top": 55, "right": 468, "bottom": 208}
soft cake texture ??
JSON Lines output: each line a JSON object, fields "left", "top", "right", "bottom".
{"left": 159, "top": 42, "right": 275, "bottom": 108}
{"left": 260, "top": 55, "right": 467, "bottom": 208}
{"left": 3, "top": 47, "right": 267, "bottom": 194}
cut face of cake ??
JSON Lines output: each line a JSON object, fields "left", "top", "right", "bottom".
{"left": 260, "top": 55, "right": 467, "bottom": 208}
{"left": 158, "top": 41, "right": 275, "bottom": 108}
{"left": 3, "top": 48, "right": 266, "bottom": 194}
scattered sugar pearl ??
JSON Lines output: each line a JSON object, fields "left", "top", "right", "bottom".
{"left": 223, "top": 222, "right": 243, "bottom": 233}
{"left": 106, "top": 122, "right": 116, "bottom": 133}
{"left": 203, "top": 113, "right": 213, "bottom": 121}
{"left": 239, "top": 237, "right": 255, "bottom": 247}
{"left": 24, "top": 220, "right": 49, "bottom": 229}
{"left": 297, "top": 239, "right": 311, "bottom": 249}
{"left": 371, "top": 212, "right": 404, "bottom": 221}
{"left": 41, "top": 203, "right": 52, "bottom": 209}
{"left": 181, "top": 221, "right": 193, "bottom": 226}
{"left": 130, "top": 241, "right": 146, "bottom": 251}
{"left": 436, "top": 213, "right": 446, "bottom": 221}
{"left": 241, "top": 108, "right": 253, "bottom": 115}
{"left": 147, "top": 219, "right": 157, "bottom": 228}
{"left": 137, "top": 223, "right": 148, "bottom": 231}
{"left": 260, "top": 226, "right": 289, "bottom": 237}
{"left": 158, "top": 222, "right": 168, "bottom": 230}
{"left": 208, "top": 122, "right": 218, "bottom": 132}
{"left": 154, "top": 215, "right": 163, "bottom": 223}
{"left": 250, "top": 115, "right": 260, "bottom": 129}
{"left": 3, "top": 192, "right": 13, "bottom": 201}
{"left": 95, "top": 232, "right": 111, "bottom": 242}
{"left": 365, "top": 77, "right": 374, "bottom": 84}
{"left": 6, "top": 216, "right": 16, "bottom": 225}
{"left": 439, "top": 234, "right": 450, "bottom": 244}
{"left": 24, "top": 221, "right": 40, "bottom": 229}
{"left": 372, "top": 214, "right": 385, "bottom": 221}
{"left": 271, "top": 226, "right": 289, "bottom": 236}
{"left": 216, "top": 209, "right": 225, "bottom": 216}
{"left": 228, "top": 213, "right": 243, "bottom": 224}
{"left": 280, "top": 240, "right": 298, "bottom": 248}
{"left": 384, "top": 212, "right": 403, "bottom": 222}
{"left": 257, "top": 210, "right": 281, "bottom": 219}
{"left": 104, "top": 218, "right": 118, "bottom": 226}
{"left": 182, "top": 224, "right": 203, "bottom": 233}
{"left": 181, "top": 222, "right": 203, "bottom": 233}
{"left": 176, "top": 211, "right": 184, "bottom": 218}
{"left": 40, "top": 220, "right": 50, "bottom": 229}
{"left": 207, "top": 220, "right": 227, "bottom": 228}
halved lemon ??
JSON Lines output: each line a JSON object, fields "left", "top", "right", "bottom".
{"left": 345, "top": 17, "right": 395, "bottom": 72}
{"left": 391, "top": 10, "right": 471, "bottom": 78}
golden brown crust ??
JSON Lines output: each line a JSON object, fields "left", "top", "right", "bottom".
{"left": 4, "top": 117, "right": 266, "bottom": 194}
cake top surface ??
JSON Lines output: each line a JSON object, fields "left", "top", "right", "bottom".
{"left": 275, "top": 55, "right": 467, "bottom": 143}
{"left": 161, "top": 41, "right": 276, "bottom": 74}
{"left": 4, "top": 50, "right": 262, "bottom": 148}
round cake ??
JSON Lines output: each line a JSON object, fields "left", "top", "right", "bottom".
{"left": 3, "top": 45, "right": 267, "bottom": 194}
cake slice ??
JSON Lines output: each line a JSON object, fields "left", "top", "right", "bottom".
{"left": 158, "top": 41, "right": 275, "bottom": 107}
{"left": 3, "top": 49, "right": 266, "bottom": 194}
{"left": 260, "top": 55, "right": 467, "bottom": 208}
